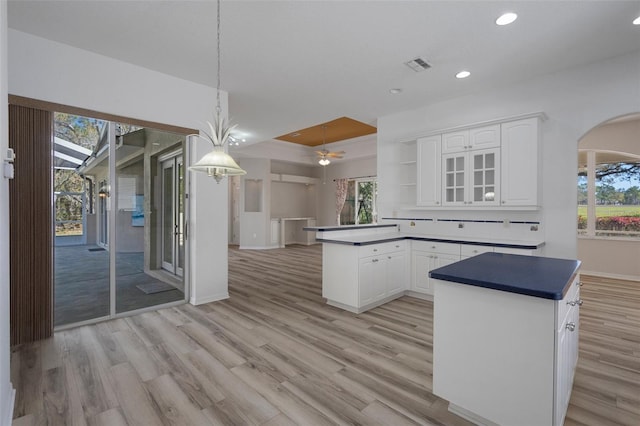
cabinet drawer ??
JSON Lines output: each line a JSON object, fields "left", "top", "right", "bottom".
{"left": 359, "top": 240, "right": 406, "bottom": 258}
{"left": 557, "top": 276, "right": 581, "bottom": 331}
{"left": 460, "top": 245, "right": 494, "bottom": 258}
{"left": 411, "top": 240, "right": 460, "bottom": 256}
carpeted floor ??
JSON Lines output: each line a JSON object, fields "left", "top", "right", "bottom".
{"left": 54, "top": 245, "right": 184, "bottom": 326}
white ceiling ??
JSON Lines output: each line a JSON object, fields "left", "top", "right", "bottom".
{"left": 7, "top": 1, "right": 640, "bottom": 148}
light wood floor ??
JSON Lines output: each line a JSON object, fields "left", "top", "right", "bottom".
{"left": 10, "top": 245, "right": 640, "bottom": 425}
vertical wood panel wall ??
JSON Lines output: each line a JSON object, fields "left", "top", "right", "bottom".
{"left": 8, "top": 105, "right": 53, "bottom": 345}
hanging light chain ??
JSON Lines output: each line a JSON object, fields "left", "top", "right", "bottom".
{"left": 216, "top": 0, "right": 222, "bottom": 119}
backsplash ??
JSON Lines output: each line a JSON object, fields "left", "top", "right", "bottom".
{"left": 381, "top": 216, "right": 543, "bottom": 242}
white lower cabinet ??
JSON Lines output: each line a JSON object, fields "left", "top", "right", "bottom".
{"left": 411, "top": 241, "right": 460, "bottom": 296}
{"left": 555, "top": 278, "right": 581, "bottom": 426}
{"left": 323, "top": 238, "right": 539, "bottom": 312}
{"left": 386, "top": 251, "right": 408, "bottom": 295}
{"left": 323, "top": 240, "right": 407, "bottom": 313}
{"left": 358, "top": 256, "right": 386, "bottom": 306}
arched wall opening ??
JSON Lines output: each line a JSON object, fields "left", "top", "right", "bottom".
{"left": 577, "top": 112, "right": 640, "bottom": 280}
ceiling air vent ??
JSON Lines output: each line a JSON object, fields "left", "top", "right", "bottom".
{"left": 405, "top": 57, "right": 431, "bottom": 72}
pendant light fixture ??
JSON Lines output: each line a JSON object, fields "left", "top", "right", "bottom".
{"left": 318, "top": 125, "right": 330, "bottom": 166}
{"left": 189, "top": 0, "right": 246, "bottom": 183}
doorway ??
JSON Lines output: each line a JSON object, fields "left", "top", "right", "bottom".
{"left": 52, "top": 113, "right": 189, "bottom": 327}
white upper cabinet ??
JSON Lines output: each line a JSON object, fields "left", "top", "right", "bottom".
{"left": 407, "top": 114, "right": 541, "bottom": 210}
{"left": 442, "top": 131, "right": 468, "bottom": 153}
{"left": 470, "top": 124, "right": 501, "bottom": 149}
{"left": 417, "top": 135, "right": 442, "bottom": 206}
{"left": 442, "top": 125, "right": 500, "bottom": 154}
{"left": 442, "top": 148, "right": 500, "bottom": 206}
{"left": 501, "top": 117, "right": 540, "bottom": 207}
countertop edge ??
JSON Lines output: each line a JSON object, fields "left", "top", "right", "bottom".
{"left": 430, "top": 254, "right": 581, "bottom": 300}
{"left": 303, "top": 224, "right": 397, "bottom": 232}
{"left": 315, "top": 235, "right": 543, "bottom": 250}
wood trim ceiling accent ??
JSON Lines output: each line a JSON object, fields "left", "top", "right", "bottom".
{"left": 275, "top": 117, "right": 377, "bottom": 147}
{"left": 8, "top": 95, "right": 197, "bottom": 135}
{"left": 9, "top": 104, "right": 53, "bottom": 346}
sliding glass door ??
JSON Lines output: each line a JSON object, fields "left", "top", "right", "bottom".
{"left": 53, "top": 114, "right": 188, "bottom": 327}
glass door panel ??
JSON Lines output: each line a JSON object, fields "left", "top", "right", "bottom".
{"left": 162, "top": 160, "right": 176, "bottom": 272}
{"left": 53, "top": 113, "right": 110, "bottom": 326}
{"left": 177, "top": 156, "right": 185, "bottom": 276}
{"left": 115, "top": 132, "right": 185, "bottom": 314}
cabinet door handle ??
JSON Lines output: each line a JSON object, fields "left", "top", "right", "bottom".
{"left": 373, "top": 249, "right": 378, "bottom": 252}
{"left": 372, "top": 258, "right": 379, "bottom": 263}
{"left": 577, "top": 281, "right": 583, "bottom": 287}
{"left": 566, "top": 322, "right": 576, "bottom": 332}
{"left": 388, "top": 256, "right": 392, "bottom": 259}
{"left": 576, "top": 299, "right": 583, "bottom": 306}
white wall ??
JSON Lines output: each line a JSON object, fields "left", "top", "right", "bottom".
{"left": 0, "top": 6, "right": 14, "bottom": 426}
{"left": 238, "top": 158, "right": 272, "bottom": 249}
{"left": 8, "top": 29, "right": 229, "bottom": 305}
{"left": 271, "top": 182, "right": 317, "bottom": 218}
{"left": 378, "top": 49, "right": 640, "bottom": 259}
{"left": 316, "top": 156, "right": 377, "bottom": 226}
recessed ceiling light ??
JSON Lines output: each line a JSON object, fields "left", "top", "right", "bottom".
{"left": 389, "top": 88, "right": 402, "bottom": 94}
{"left": 496, "top": 12, "right": 518, "bottom": 26}
{"left": 456, "top": 70, "right": 471, "bottom": 79}
{"left": 633, "top": 15, "right": 640, "bottom": 25}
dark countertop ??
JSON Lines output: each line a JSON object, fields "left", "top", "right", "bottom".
{"left": 303, "top": 224, "right": 397, "bottom": 232}
{"left": 429, "top": 252, "right": 580, "bottom": 300}
{"left": 315, "top": 234, "right": 543, "bottom": 250}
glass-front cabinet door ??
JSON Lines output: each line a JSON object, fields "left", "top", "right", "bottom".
{"left": 442, "top": 148, "right": 500, "bottom": 206}
{"left": 471, "top": 149, "right": 500, "bottom": 205}
{"left": 443, "top": 153, "right": 466, "bottom": 205}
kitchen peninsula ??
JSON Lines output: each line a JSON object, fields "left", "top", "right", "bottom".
{"left": 305, "top": 224, "right": 544, "bottom": 313}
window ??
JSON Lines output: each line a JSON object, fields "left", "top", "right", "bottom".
{"left": 340, "top": 178, "right": 377, "bottom": 225}
{"left": 578, "top": 150, "right": 640, "bottom": 238}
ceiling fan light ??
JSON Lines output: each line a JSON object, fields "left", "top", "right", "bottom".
{"left": 319, "top": 158, "right": 330, "bottom": 166}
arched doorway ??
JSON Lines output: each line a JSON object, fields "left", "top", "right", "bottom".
{"left": 577, "top": 112, "right": 640, "bottom": 280}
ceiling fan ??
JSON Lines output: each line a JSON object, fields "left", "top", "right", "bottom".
{"left": 315, "top": 125, "right": 345, "bottom": 166}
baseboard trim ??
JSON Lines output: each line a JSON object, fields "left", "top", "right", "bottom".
{"left": 190, "top": 292, "right": 229, "bottom": 306}
{"left": 448, "top": 403, "right": 499, "bottom": 426}
{"left": 404, "top": 290, "right": 434, "bottom": 301}
{"left": 580, "top": 270, "right": 640, "bottom": 282}
{"left": 239, "top": 245, "right": 276, "bottom": 250}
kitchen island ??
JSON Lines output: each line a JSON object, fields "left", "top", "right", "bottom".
{"left": 430, "top": 253, "right": 581, "bottom": 426}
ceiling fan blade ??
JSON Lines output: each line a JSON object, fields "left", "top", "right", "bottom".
{"left": 326, "top": 152, "right": 343, "bottom": 158}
